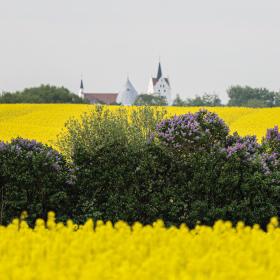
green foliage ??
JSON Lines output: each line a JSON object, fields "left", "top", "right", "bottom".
{"left": 185, "top": 93, "right": 222, "bottom": 106}
{"left": 134, "top": 94, "right": 168, "bottom": 106}
{"left": 1, "top": 108, "right": 280, "bottom": 228}
{"left": 57, "top": 106, "right": 167, "bottom": 223}
{"left": 172, "top": 93, "right": 222, "bottom": 106}
{"left": 227, "top": 85, "right": 280, "bottom": 107}
{"left": 58, "top": 107, "right": 280, "bottom": 228}
{"left": 0, "top": 85, "right": 86, "bottom": 104}
{"left": 172, "top": 94, "right": 187, "bottom": 106}
{"left": 0, "top": 138, "right": 72, "bottom": 225}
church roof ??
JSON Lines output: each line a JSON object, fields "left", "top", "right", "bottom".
{"left": 151, "top": 62, "right": 170, "bottom": 86}
{"left": 84, "top": 93, "right": 118, "bottom": 104}
{"left": 152, "top": 77, "right": 170, "bottom": 86}
{"left": 157, "top": 62, "right": 162, "bottom": 79}
{"left": 80, "top": 80, "right": 84, "bottom": 89}
{"left": 117, "top": 78, "right": 138, "bottom": 105}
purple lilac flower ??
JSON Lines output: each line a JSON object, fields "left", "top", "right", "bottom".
{"left": 0, "top": 141, "right": 6, "bottom": 151}
{"left": 225, "top": 134, "right": 260, "bottom": 159}
{"left": 155, "top": 110, "right": 229, "bottom": 151}
{"left": 260, "top": 152, "right": 279, "bottom": 175}
{"left": 266, "top": 126, "right": 280, "bottom": 141}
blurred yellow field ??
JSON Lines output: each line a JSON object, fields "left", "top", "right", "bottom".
{"left": 0, "top": 104, "right": 279, "bottom": 145}
{"left": 1, "top": 214, "right": 280, "bottom": 280}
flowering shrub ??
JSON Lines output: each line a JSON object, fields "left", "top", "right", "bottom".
{"left": 263, "top": 125, "right": 280, "bottom": 153}
{"left": 155, "top": 109, "right": 229, "bottom": 152}
{"left": 55, "top": 108, "right": 280, "bottom": 228}
{"left": 0, "top": 138, "right": 73, "bottom": 225}
{"left": 1, "top": 108, "right": 280, "bottom": 229}
{"left": 225, "top": 133, "right": 260, "bottom": 160}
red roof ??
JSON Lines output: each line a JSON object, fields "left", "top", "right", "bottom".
{"left": 84, "top": 93, "right": 118, "bottom": 105}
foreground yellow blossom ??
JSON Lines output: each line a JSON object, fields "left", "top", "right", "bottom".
{"left": 1, "top": 214, "right": 280, "bottom": 279}
{"left": 0, "top": 104, "right": 280, "bottom": 145}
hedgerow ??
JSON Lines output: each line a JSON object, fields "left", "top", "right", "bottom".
{"left": 1, "top": 106, "right": 280, "bottom": 227}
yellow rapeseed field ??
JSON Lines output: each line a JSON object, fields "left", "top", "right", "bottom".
{"left": 0, "top": 104, "right": 280, "bottom": 144}
{"left": 0, "top": 104, "right": 280, "bottom": 145}
{"left": 1, "top": 213, "right": 280, "bottom": 280}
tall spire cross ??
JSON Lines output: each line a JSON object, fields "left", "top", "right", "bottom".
{"left": 157, "top": 62, "right": 162, "bottom": 80}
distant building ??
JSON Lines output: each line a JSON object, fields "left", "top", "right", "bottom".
{"left": 79, "top": 78, "right": 138, "bottom": 105}
{"left": 79, "top": 80, "right": 118, "bottom": 104}
{"left": 78, "top": 61, "right": 172, "bottom": 105}
{"left": 147, "top": 62, "right": 172, "bottom": 104}
{"left": 84, "top": 93, "right": 119, "bottom": 104}
{"left": 116, "top": 78, "right": 138, "bottom": 105}
{"left": 79, "top": 80, "right": 84, "bottom": 98}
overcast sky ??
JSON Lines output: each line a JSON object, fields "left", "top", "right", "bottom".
{"left": 0, "top": 0, "right": 280, "bottom": 102}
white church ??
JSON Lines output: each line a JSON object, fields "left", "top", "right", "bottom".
{"left": 79, "top": 62, "right": 172, "bottom": 105}
{"left": 147, "top": 62, "right": 172, "bottom": 105}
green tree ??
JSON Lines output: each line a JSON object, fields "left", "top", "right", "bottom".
{"left": 246, "top": 99, "right": 267, "bottom": 108}
{"left": 172, "top": 94, "right": 187, "bottom": 106}
{"left": 134, "top": 94, "right": 168, "bottom": 106}
{"left": 227, "top": 85, "right": 277, "bottom": 107}
{"left": 0, "top": 85, "right": 86, "bottom": 104}
{"left": 185, "top": 93, "right": 222, "bottom": 106}
{"left": 272, "top": 92, "right": 280, "bottom": 106}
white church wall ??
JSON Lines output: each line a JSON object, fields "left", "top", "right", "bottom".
{"left": 152, "top": 78, "right": 172, "bottom": 105}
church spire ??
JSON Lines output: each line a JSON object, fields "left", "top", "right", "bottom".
{"left": 157, "top": 62, "right": 162, "bottom": 80}
{"left": 79, "top": 79, "right": 84, "bottom": 99}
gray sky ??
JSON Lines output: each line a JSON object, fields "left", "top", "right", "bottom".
{"left": 0, "top": 0, "right": 280, "bottom": 102}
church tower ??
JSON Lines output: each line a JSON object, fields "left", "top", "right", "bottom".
{"left": 147, "top": 62, "right": 172, "bottom": 104}
{"left": 79, "top": 79, "right": 84, "bottom": 99}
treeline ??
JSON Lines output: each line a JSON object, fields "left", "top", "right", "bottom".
{"left": 136, "top": 86, "right": 280, "bottom": 107}
{"left": 1, "top": 84, "right": 280, "bottom": 107}
{"left": 227, "top": 86, "right": 280, "bottom": 107}
{"left": 0, "top": 85, "right": 85, "bottom": 103}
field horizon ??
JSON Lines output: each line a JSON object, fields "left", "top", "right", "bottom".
{"left": 0, "top": 104, "right": 279, "bottom": 146}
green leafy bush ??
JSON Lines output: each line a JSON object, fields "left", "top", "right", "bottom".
{"left": 2, "top": 107, "right": 280, "bottom": 228}
{"left": 58, "top": 107, "right": 280, "bottom": 228}
{"left": 57, "top": 106, "right": 167, "bottom": 223}
{"left": 0, "top": 138, "right": 73, "bottom": 225}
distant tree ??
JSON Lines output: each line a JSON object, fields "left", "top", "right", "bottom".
{"left": 185, "top": 93, "right": 222, "bottom": 106}
{"left": 245, "top": 99, "right": 267, "bottom": 108}
{"left": 134, "top": 94, "right": 167, "bottom": 106}
{"left": 227, "top": 86, "right": 277, "bottom": 107}
{"left": 201, "top": 93, "right": 222, "bottom": 106}
{"left": 0, "top": 85, "right": 86, "bottom": 104}
{"left": 273, "top": 92, "right": 280, "bottom": 107}
{"left": 172, "top": 94, "right": 187, "bottom": 106}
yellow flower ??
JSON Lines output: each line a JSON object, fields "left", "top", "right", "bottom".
{"left": 0, "top": 214, "right": 279, "bottom": 279}
{"left": 0, "top": 105, "right": 279, "bottom": 146}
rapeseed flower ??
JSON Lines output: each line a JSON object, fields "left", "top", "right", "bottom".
{"left": 0, "top": 215, "right": 280, "bottom": 279}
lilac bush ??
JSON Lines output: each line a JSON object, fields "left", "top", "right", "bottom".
{"left": 0, "top": 138, "right": 74, "bottom": 225}
{"left": 225, "top": 133, "right": 260, "bottom": 161}
{"left": 155, "top": 109, "right": 229, "bottom": 152}
{"left": 260, "top": 152, "right": 279, "bottom": 175}
{"left": 263, "top": 125, "right": 280, "bottom": 153}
